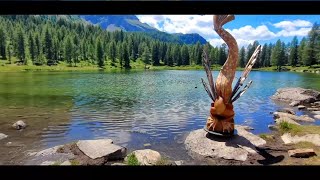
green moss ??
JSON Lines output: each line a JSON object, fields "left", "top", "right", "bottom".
{"left": 259, "top": 134, "right": 274, "bottom": 141}
{"left": 70, "top": 160, "right": 80, "bottom": 166}
{"left": 279, "top": 121, "right": 294, "bottom": 133}
{"left": 126, "top": 153, "right": 140, "bottom": 166}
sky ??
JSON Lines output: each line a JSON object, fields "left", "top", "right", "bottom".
{"left": 136, "top": 15, "right": 319, "bottom": 47}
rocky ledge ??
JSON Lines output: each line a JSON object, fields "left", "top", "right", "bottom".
{"left": 184, "top": 125, "right": 266, "bottom": 163}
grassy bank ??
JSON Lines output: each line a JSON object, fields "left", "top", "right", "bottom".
{"left": 1, "top": 59, "right": 320, "bottom": 73}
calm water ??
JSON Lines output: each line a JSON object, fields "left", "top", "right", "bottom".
{"left": 0, "top": 70, "right": 319, "bottom": 164}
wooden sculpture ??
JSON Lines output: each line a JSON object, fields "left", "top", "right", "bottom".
{"left": 202, "top": 15, "right": 262, "bottom": 136}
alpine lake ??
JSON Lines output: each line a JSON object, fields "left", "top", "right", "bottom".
{"left": 0, "top": 70, "right": 320, "bottom": 164}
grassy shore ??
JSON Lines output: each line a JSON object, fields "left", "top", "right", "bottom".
{"left": 1, "top": 59, "right": 320, "bottom": 72}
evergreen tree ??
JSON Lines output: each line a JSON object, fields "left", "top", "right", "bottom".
{"left": 64, "top": 37, "right": 73, "bottom": 66}
{"left": 17, "top": 29, "right": 26, "bottom": 64}
{"left": 142, "top": 45, "right": 151, "bottom": 68}
{"left": 44, "top": 28, "right": 53, "bottom": 63}
{"left": 181, "top": 45, "right": 190, "bottom": 65}
{"left": 96, "top": 39, "right": 104, "bottom": 68}
{"left": 151, "top": 42, "right": 160, "bottom": 66}
{"left": 109, "top": 40, "right": 117, "bottom": 66}
{"left": 239, "top": 46, "right": 246, "bottom": 68}
{"left": 218, "top": 43, "right": 227, "bottom": 65}
{"left": 0, "top": 27, "right": 6, "bottom": 59}
{"left": 289, "top": 36, "right": 298, "bottom": 67}
{"left": 271, "top": 39, "right": 283, "bottom": 71}
{"left": 28, "top": 34, "right": 36, "bottom": 64}
{"left": 123, "top": 42, "right": 130, "bottom": 69}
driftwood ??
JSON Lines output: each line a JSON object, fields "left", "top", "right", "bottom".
{"left": 202, "top": 15, "right": 261, "bottom": 135}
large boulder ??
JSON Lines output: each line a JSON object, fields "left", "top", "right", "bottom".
{"left": 273, "top": 112, "right": 315, "bottom": 122}
{"left": 12, "top": 120, "right": 27, "bottom": 130}
{"left": 281, "top": 133, "right": 320, "bottom": 146}
{"left": 275, "top": 117, "right": 301, "bottom": 125}
{"left": 0, "top": 133, "right": 8, "bottom": 140}
{"left": 272, "top": 87, "right": 320, "bottom": 104}
{"left": 128, "top": 149, "right": 162, "bottom": 165}
{"left": 76, "top": 139, "right": 126, "bottom": 160}
{"left": 184, "top": 126, "right": 266, "bottom": 162}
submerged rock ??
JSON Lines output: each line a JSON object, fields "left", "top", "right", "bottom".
{"left": 314, "top": 115, "right": 320, "bottom": 120}
{"left": 307, "top": 107, "right": 320, "bottom": 111}
{"left": 174, "top": 160, "right": 184, "bottom": 166}
{"left": 184, "top": 126, "right": 266, "bottom": 162}
{"left": 273, "top": 112, "right": 315, "bottom": 122}
{"left": 281, "top": 133, "right": 320, "bottom": 146}
{"left": 277, "top": 108, "right": 295, "bottom": 115}
{"left": 60, "top": 160, "right": 71, "bottom": 165}
{"left": 272, "top": 87, "right": 320, "bottom": 104}
{"left": 0, "top": 133, "right": 8, "bottom": 140}
{"left": 289, "top": 101, "right": 300, "bottom": 107}
{"left": 298, "top": 105, "right": 306, "bottom": 110}
{"left": 288, "top": 149, "right": 317, "bottom": 158}
{"left": 311, "top": 111, "right": 320, "bottom": 115}
{"left": 268, "top": 125, "right": 278, "bottom": 130}
{"left": 129, "top": 149, "right": 162, "bottom": 165}
{"left": 111, "top": 162, "right": 126, "bottom": 166}
{"left": 12, "top": 120, "right": 27, "bottom": 130}
{"left": 76, "top": 139, "right": 126, "bottom": 160}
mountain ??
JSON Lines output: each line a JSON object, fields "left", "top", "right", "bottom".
{"left": 80, "top": 15, "right": 207, "bottom": 45}
{"left": 80, "top": 15, "right": 158, "bottom": 32}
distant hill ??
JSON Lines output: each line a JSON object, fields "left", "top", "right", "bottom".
{"left": 80, "top": 15, "right": 207, "bottom": 45}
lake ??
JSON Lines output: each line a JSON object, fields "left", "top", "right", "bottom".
{"left": 0, "top": 70, "right": 320, "bottom": 164}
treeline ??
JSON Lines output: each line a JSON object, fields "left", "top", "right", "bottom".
{"left": 0, "top": 15, "right": 207, "bottom": 68}
{"left": 0, "top": 15, "right": 319, "bottom": 70}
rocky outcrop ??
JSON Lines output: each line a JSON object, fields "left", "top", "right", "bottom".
{"left": 128, "top": 149, "right": 162, "bottom": 165}
{"left": 0, "top": 133, "right": 8, "bottom": 140}
{"left": 272, "top": 87, "right": 320, "bottom": 104}
{"left": 273, "top": 112, "right": 315, "bottom": 122}
{"left": 277, "top": 108, "right": 295, "bottom": 115}
{"left": 184, "top": 126, "right": 266, "bottom": 162}
{"left": 12, "top": 120, "right": 27, "bottom": 130}
{"left": 76, "top": 139, "right": 126, "bottom": 160}
{"left": 275, "top": 117, "right": 301, "bottom": 125}
{"left": 281, "top": 133, "right": 320, "bottom": 146}
{"left": 288, "top": 149, "right": 317, "bottom": 158}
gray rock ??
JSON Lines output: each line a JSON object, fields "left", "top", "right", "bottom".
{"left": 277, "top": 108, "right": 295, "bottom": 115}
{"left": 12, "top": 120, "right": 27, "bottom": 130}
{"left": 130, "top": 149, "right": 162, "bottom": 165}
{"left": 281, "top": 133, "right": 320, "bottom": 146}
{"left": 268, "top": 125, "right": 278, "bottom": 130}
{"left": 298, "top": 105, "right": 306, "bottom": 110}
{"left": 174, "top": 160, "right": 184, "bottom": 166}
{"left": 184, "top": 126, "right": 266, "bottom": 162}
{"left": 29, "top": 145, "right": 63, "bottom": 157}
{"left": 40, "top": 161, "right": 55, "bottom": 165}
{"left": 307, "top": 108, "right": 320, "bottom": 111}
{"left": 272, "top": 87, "right": 320, "bottom": 104}
{"left": 314, "top": 115, "right": 320, "bottom": 120}
{"left": 288, "top": 149, "right": 317, "bottom": 158}
{"left": 143, "top": 143, "right": 152, "bottom": 147}
{"left": 0, "top": 133, "right": 8, "bottom": 140}
{"left": 111, "top": 163, "right": 126, "bottom": 166}
{"left": 275, "top": 117, "right": 301, "bottom": 125}
{"left": 311, "top": 111, "right": 320, "bottom": 115}
{"left": 289, "top": 101, "right": 300, "bottom": 107}
{"left": 76, "top": 139, "right": 126, "bottom": 160}
{"left": 315, "top": 101, "right": 320, "bottom": 105}
{"left": 273, "top": 112, "right": 315, "bottom": 122}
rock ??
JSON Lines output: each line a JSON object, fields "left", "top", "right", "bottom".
{"left": 273, "top": 112, "right": 315, "bottom": 122}
{"left": 184, "top": 126, "right": 266, "bottom": 162}
{"left": 40, "top": 161, "right": 55, "bottom": 165}
{"left": 311, "top": 111, "right": 320, "bottom": 115}
{"left": 288, "top": 149, "right": 317, "bottom": 158}
{"left": 298, "top": 105, "right": 306, "bottom": 110}
{"left": 29, "top": 145, "right": 63, "bottom": 157}
{"left": 275, "top": 117, "right": 301, "bottom": 125}
{"left": 314, "top": 115, "right": 320, "bottom": 120}
{"left": 307, "top": 108, "right": 320, "bottom": 111}
{"left": 315, "top": 101, "right": 320, "bottom": 105}
{"left": 268, "top": 125, "right": 278, "bottom": 130}
{"left": 240, "top": 125, "right": 254, "bottom": 130}
{"left": 111, "top": 162, "right": 126, "bottom": 166}
{"left": 76, "top": 139, "right": 126, "bottom": 160}
{"left": 272, "top": 87, "right": 320, "bottom": 104}
{"left": 289, "top": 101, "right": 300, "bottom": 107}
{"left": 143, "top": 143, "right": 151, "bottom": 147}
{"left": 12, "top": 120, "right": 27, "bottom": 130}
{"left": 277, "top": 108, "right": 295, "bottom": 115}
{"left": 60, "top": 161, "right": 71, "bottom": 165}
{"left": 281, "top": 133, "right": 320, "bottom": 146}
{"left": 130, "top": 149, "right": 161, "bottom": 165}
{"left": 174, "top": 160, "right": 184, "bottom": 166}
{"left": 0, "top": 133, "right": 8, "bottom": 140}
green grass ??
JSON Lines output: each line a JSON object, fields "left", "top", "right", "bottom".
{"left": 70, "top": 160, "right": 80, "bottom": 165}
{"left": 126, "top": 153, "right": 140, "bottom": 166}
{"left": 278, "top": 121, "right": 320, "bottom": 136}
{"left": 259, "top": 134, "right": 274, "bottom": 141}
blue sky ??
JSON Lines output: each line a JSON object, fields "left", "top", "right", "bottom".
{"left": 136, "top": 15, "right": 319, "bottom": 47}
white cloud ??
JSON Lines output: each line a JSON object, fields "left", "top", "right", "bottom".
{"left": 273, "top": 20, "right": 312, "bottom": 31}
{"left": 136, "top": 15, "right": 313, "bottom": 47}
